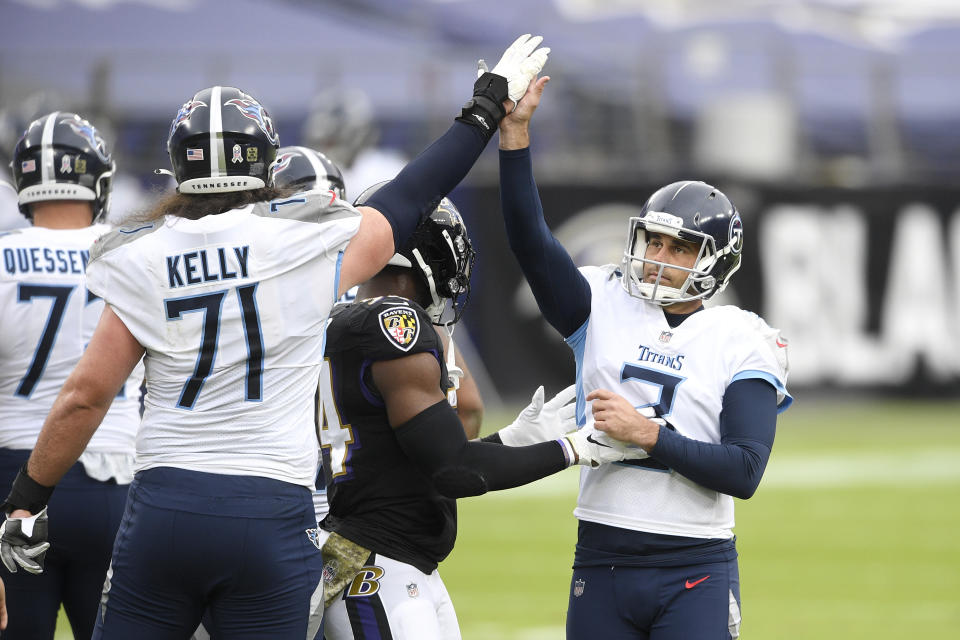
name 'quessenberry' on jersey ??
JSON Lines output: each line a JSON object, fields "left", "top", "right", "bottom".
{"left": 0, "top": 225, "right": 143, "bottom": 452}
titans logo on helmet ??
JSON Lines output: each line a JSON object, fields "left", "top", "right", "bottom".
{"left": 60, "top": 116, "right": 110, "bottom": 162}
{"left": 167, "top": 100, "right": 207, "bottom": 144}
{"left": 225, "top": 97, "right": 279, "bottom": 146}
{"left": 728, "top": 212, "right": 744, "bottom": 255}
{"left": 270, "top": 151, "right": 296, "bottom": 179}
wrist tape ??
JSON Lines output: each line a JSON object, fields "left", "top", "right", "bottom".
{"left": 2, "top": 464, "right": 55, "bottom": 514}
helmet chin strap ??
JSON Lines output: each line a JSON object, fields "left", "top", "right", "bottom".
{"left": 442, "top": 323, "right": 464, "bottom": 408}
{"left": 411, "top": 247, "right": 444, "bottom": 323}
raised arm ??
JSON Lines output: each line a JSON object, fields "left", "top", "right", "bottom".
{"left": 498, "top": 78, "right": 591, "bottom": 338}
{"left": 339, "top": 35, "right": 551, "bottom": 296}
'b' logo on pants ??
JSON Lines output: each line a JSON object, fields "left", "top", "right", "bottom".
{"left": 346, "top": 565, "right": 385, "bottom": 597}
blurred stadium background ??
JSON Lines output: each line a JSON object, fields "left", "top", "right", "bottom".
{"left": 2, "top": 0, "right": 957, "bottom": 637}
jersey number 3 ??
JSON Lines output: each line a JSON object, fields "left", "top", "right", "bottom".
{"left": 620, "top": 363, "right": 684, "bottom": 472}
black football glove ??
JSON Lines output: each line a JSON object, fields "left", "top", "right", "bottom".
{"left": 1, "top": 508, "right": 50, "bottom": 575}
{"left": 456, "top": 34, "right": 550, "bottom": 140}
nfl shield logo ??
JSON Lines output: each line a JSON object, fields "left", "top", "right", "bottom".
{"left": 659, "top": 331, "right": 673, "bottom": 343}
{"left": 378, "top": 306, "right": 420, "bottom": 351}
{"left": 322, "top": 559, "right": 339, "bottom": 585}
{"left": 573, "top": 578, "right": 585, "bottom": 597}
{"left": 406, "top": 582, "right": 419, "bottom": 598}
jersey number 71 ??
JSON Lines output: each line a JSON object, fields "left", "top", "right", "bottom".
{"left": 164, "top": 284, "right": 264, "bottom": 409}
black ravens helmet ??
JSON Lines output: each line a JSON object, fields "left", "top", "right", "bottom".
{"left": 354, "top": 182, "right": 475, "bottom": 324}
{"left": 622, "top": 180, "right": 743, "bottom": 305}
{"left": 166, "top": 86, "right": 279, "bottom": 194}
{"left": 11, "top": 111, "right": 114, "bottom": 222}
{"left": 269, "top": 146, "right": 345, "bottom": 199}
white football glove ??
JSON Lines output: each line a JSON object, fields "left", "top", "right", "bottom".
{"left": 477, "top": 34, "right": 550, "bottom": 106}
{"left": 497, "top": 384, "right": 576, "bottom": 446}
{"left": 0, "top": 507, "right": 50, "bottom": 574}
{"left": 559, "top": 428, "right": 648, "bottom": 468}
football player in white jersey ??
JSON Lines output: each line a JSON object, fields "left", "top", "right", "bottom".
{"left": 491, "top": 78, "right": 792, "bottom": 639}
{"left": 0, "top": 112, "right": 143, "bottom": 639}
{"left": 0, "top": 34, "right": 551, "bottom": 640}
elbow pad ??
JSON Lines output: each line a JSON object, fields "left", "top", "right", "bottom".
{"left": 431, "top": 466, "right": 489, "bottom": 499}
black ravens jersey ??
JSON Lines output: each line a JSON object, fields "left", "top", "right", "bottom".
{"left": 319, "top": 295, "right": 455, "bottom": 574}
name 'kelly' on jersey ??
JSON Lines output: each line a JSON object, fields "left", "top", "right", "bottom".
{"left": 84, "top": 190, "right": 361, "bottom": 487}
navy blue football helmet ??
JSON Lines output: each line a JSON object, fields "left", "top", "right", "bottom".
{"left": 166, "top": 86, "right": 279, "bottom": 194}
{"left": 354, "top": 182, "right": 475, "bottom": 324}
{"left": 269, "top": 146, "right": 345, "bottom": 199}
{"left": 11, "top": 111, "right": 114, "bottom": 222}
{"left": 622, "top": 180, "right": 743, "bottom": 305}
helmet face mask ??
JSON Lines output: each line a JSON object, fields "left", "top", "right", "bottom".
{"left": 12, "top": 111, "right": 114, "bottom": 223}
{"left": 621, "top": 181, "right": 743, "bottom": 306}
{"left": 166, "top": 86, "right": 279, "bottom": 194}
{"left": 269, "top": 146, "right": 345, "bottom": 199}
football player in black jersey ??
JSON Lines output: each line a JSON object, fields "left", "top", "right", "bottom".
{"left": 318, "top": 188, "right": 650, "bottom": 639}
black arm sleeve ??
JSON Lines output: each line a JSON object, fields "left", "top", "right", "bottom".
{"left": 499, "top": 147, "right": 592, "bottom": 338}
{"left": 362, "top": 121, "right": 489, "bottom": 251}
{"left": 395, "top": 400, "right": 567, "bottom": 498}
{"left": 647, "top": 378, "right": 777, "bottom": 499}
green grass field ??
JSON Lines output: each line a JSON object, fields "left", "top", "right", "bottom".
{"left": 53, "top": 399, "right": 960, "bottom": 638}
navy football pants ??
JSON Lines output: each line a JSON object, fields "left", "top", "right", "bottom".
{"left": 0, "top": 448, "right": 129, "bottom": 640}
{"left": 566, "top": 558, "right": 741, "bottom": 640}
{"left": 92, "top": 467, "right": 324, "bottom": 640}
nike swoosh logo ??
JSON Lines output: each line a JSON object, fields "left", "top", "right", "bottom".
{"left": 776, "top": 338, "right": 788, "bottom": 348}
{"left": 585, "top": 434, "right": 612, "bottom": 448}
{"left": 685, "top": 575, "right": 710, "bottom": 589}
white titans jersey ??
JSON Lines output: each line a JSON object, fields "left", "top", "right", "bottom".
{"left": 569, "top": 265, "right": 791, "bottom": 539}
{"left": 85, "top": 191, "right": 361, "bottom": 487}
{"left": 0, "top": 224, "right": 143, "bottom": 451}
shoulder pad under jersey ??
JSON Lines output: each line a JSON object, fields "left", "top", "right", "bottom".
{"left": 252, "top": 188, "right": 361, "bottom": 226}
{"left": 88, "top": 220, "right": 162, "bottom": 263}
